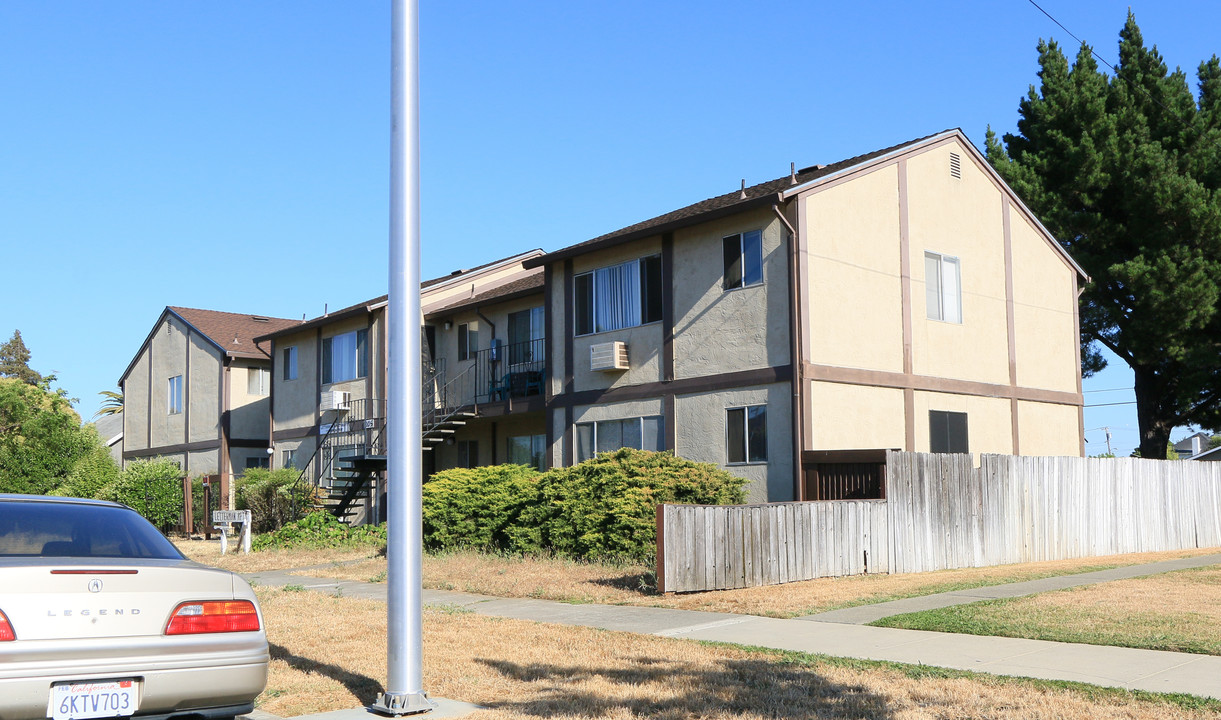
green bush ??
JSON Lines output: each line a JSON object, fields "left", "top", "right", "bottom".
{"left": 252, "top": 511, "right": 386, "bottom": 551}
{"left": 235, "top": 468, "right": 309, "bottom": 533}
{"left": 421, "top": 464, "right": 540, "bottom": 550}
{"left": 48, "top": 427, "right": 120, "bottom": 499}
{"left": 106, "top": 459, "right": 184, "bottom": 531}
{"left": 518, "top": 449, "right": 748, "bottom": 561}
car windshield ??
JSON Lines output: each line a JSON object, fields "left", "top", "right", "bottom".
{"left": 0, "top": 501, "right": 185, "bottom": 559}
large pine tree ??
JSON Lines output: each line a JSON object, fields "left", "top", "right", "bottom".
{"left": 987, "top": 12, "right": 1221, "bottom": 459}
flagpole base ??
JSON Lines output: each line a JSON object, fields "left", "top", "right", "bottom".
{"left": 371, "top": 691, "right": 435, "bottom": 716}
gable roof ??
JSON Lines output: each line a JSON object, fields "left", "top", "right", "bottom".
{"left": 524, "top": 129, "right": 1088, "bottom": 282}
{"left": 424, "top": 273, "right": 545, "bottom": 318}
{"left": 119, "top": 306, "right": 298, "bottom": 385}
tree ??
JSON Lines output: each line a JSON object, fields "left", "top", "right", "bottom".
{"left": 93, "top": 390, "right": 124, "bottom": 419}
{"left": 0, "top": 378, "right": 97, "bottom": 495}
{"left": 0, "top": 330, "right": 43, "bottom": 386}
{"left": 987, "top": 12, "right": 1221, "bottom": 459}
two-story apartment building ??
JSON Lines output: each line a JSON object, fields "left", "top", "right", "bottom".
{"left": 527, "top": 129, "right": 1086, "bottom": 502}
{"left": 118, "top": 307, "right": 300, "bottom": 501}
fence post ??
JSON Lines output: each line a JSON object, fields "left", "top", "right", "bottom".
{"left": 202, "top": 480, "right": 212, "bottom": 541}
{"left": 182, "top": 476, "right": 193, "bottom": 535}
{"left": 655, "top": 504, "right": 667, "bottom": 594}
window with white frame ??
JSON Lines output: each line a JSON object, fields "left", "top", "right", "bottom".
{"left": 167, "top": 375, "right": 183, "bottom": 415}
{"left": 322, "top": 329, "right": 368, "bottom": 384}
{"left": 574, "top": 255, "right": 662, "bottom": 336}
{"left": 247, "top": 367, "right": 269, "bottom": 396}
{"left": 723, "top": 229, "right": 763, "bottom": 290}
{"left": 575, "top": 415, "right": 664, "bottom": 462}
{"left": 458, "top": 323, "right": 479, "bottom": 361}
{"left": 726, "top": 405, "right": 767, "bottom": 464}
{"left": 283, "top": 346, "right": 298, "bottom": 381}
{"left": 507, "top": 434, "right": 546, "bottom": 471}
{"left": 925, "top": 251, "right": 962, "bottom": 323}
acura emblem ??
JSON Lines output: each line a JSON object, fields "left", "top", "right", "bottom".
{"left": 88, "top": 579, "right": 103, "bottom": 593}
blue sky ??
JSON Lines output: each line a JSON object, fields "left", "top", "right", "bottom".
{"left": 1, "top": 1, "right": 1217, "bottom": 454}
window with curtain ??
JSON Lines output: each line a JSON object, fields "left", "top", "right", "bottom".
{"left": 322, "top": 329, "right": 368, "bottom": 384}
{"left": 574, "top": 255, "right": 662, "bottom": 336}
{"left": 924, "top": 251, "right": 962, "bottom": 323}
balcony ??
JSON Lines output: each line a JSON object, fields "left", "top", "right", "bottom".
{"left": 427, "top": 337, "right": 546, "bottom": 412}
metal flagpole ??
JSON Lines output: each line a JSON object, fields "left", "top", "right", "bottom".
{"left": 374, "top": 0, "right": 431, "bottom": 714}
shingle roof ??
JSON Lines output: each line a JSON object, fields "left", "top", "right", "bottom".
{"left": 524, "top": 131, "right": 949, "bottom": 268}
{"left": 424, "top": 272, "right": 545, "bottom": 318}
{"left": 421, "top": 249, "right": 544, "bottom": 288}
{"left": 168, "top": 307, "right": 300, "bottom": 360}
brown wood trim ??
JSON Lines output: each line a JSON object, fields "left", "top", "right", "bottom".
{"left": 145, "top": 325, "right": 153, "bottom": 455}
{"left": 1003, "top": 198, "right": 1020, "bottom": 454}
{"left": 783, "top": 201, "right": 804, "bottom": 500}
{"left": 274, "top": 423, "right": 321, "bottom": 442}
{"left": 314, "top": 327, "right": 323, "bottom": 485}
{"left": 662, "top": 232, "right": 675, "bottom": 383}
{"left": 898, "top": 160, "right": 915, "bottom": 452}
{"left": 564, "top": 259, "right": 574, "bottom": 396}
{"left": 1074, "top": 273, "right": 1085, "bottom": 456}
{"left": 544, "top": 264, "right": 554, "bottom": 402}
{"left": 220, "top": 359, "right": 231, "bottom": 488}
{"left": 554, "top": 365, "right": 793, "bottom": 409}
{"left": 795, "top": 193, "right": 814, "bottom": 454}
{"left": 124, "top": 438, "right": 222, "bottom": 459}
{"left": 804, "top": 363, "right": 1082, "bottom": 406}
{"left": 184, "top": 326, "right": 191, "bottom": 446}
{"left": 563, "top": 405, "right": 573, "bottom": 467}
{"left": 663, "top": 393, "right": 676, "bottom": 452}
{"left": 229, "top": 437, "right": 271, "bottom": 449}
{"left": 904, "top": 387, "right": 916, "bottom": 451}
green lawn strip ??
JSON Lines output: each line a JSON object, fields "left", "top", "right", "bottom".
{"left": 868, "top": 594, "right": 1221, "bottom": 656}
{"left": 710, "top": 642, "right": 1221, "bottom": 713}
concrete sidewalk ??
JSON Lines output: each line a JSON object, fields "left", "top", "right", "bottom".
{"left": 244, "top": 552, "right": 1221, "bottom": 701}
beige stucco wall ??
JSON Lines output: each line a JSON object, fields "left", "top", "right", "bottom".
{"left": 803, "top": 164, "right": 904, "bottom": 373}
{"left": 123, "top": 354, "right": 150, "bottom": 451}
{"left": 229, "top": 359, "right": 270, "bottom": 441}
{"left": 149, "top": 314, "right": 189, "bottom": 448}
{"left": 914, "top": 390, "right": 1014, "bottom": 456}
{"left": 187, "top": 332, "right": 221, "bottom": 444}
{"left": 806, "top": 381, "right": 906, "bottom": 451}
{"left": 1017, "top": 400, "right": 1081, "bottom": 456}
{"left": 185, "top": 449, "right": 219, "bottom": 476}
{"left": 272, "top": 328, "right": 320, "bottom": 433}
{"left": 674, "top": 383, "right": 793, "bottom": 503}
{"left": 1010, "top": 212, "right": 1079, "bottom": 394}
{"left": 672, "top": 208, "right": 790, "bottom": 379}
{"left": 907, "top": 142, "right": 1011, "bottom": 386}
{"left": 320, "top": 316, "right": 374, "bottom": 404}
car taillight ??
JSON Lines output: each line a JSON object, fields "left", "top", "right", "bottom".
{"left": 164, "top": 601, "right": 260, "bottom": 635}
{"left": 0, "top": 610, "right": 14, "bottom": 641}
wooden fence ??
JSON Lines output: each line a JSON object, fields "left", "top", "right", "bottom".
{"left": 656, "top": 452, "right": 1221, "bottom": 593}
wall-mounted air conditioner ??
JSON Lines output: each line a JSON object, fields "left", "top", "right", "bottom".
{"left": 590, "top": 341, "right": 629, "bottom": 372}
{"left": 320, "top": 390, "right": 351, "bottom": 412}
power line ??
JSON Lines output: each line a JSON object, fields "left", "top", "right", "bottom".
{"left": 1085, "top": 401, "right": 1137, "bottom": 408}
{"left": 1083, "top": 387, "right": 1133, "bottom": 393}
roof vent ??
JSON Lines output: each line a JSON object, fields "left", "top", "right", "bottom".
{"left": 790, "top": 162, "right": 797, "bottom": 185}
{"left": 739, "top": 179, "right": 747, "bottom": 199}
{"left": 950, "top": 152, "right": 962, "bottom": 179}
{"left": 251, "top": 316, "right": 270, "bottom": 323}
{"left": 233, "top": 334, "right": 240, "bottom": 345}
{"left": 797, "top": 163, "right": 826, "bottom": 174}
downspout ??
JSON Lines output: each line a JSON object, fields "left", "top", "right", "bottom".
{"left": 774, "top": 203, "right": 804, "bottom": 502}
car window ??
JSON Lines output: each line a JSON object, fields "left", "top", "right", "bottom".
{"left": 0, "top": 501, "right": 185, "bottom": 559}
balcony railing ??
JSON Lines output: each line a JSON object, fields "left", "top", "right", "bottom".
{"left": 433, "top": 337, "right": 547, "bottom": 410}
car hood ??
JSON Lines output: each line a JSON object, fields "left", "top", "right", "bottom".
{"left": 0, "top": 558, "right": 253, "bottom": 641}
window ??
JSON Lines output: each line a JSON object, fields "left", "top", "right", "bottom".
{"left": 507, "top": 434, "right": 546, "bottom": 471}
{"left": 283, "top": 346, "right": 298, "bottom": 381}
{"left": 575, "top": 416, "right": 664, "bottom": 462}
{"left": 167, "top": 375, "right": 183, "bottom": 415}
{"left": 507, "top": 307, "right": 545, "bottom": 365}
{"left": 727, "top": 405, "right": 767, "bottom": 464}
{"left": 281, "top": 449, "right": 295, "bottom": 470}
{"left": 574, "top": 255, "right": 662, "bottom": 336}
{"left": 458, "top": 323, "right": 479, "bottom": 361}
{"left": 322, "top": 329, "right": 368, "bottom": 384}
{"left": 925, "top": 251, "right": 962, "bottom": 323}
{"left": 244, "top": 456, "right": 269, "bottom": 470}
{"left": 457, "top": 440, "right": 479, "bottom": 469}
{"left": 247, "top": 367, "right": 269, "bottom": 396}
{"left": 723, "top": 229, "right": 763, "bottom": 290}
{"left": 929, "top": 410, "right": 969, "bottom": 453}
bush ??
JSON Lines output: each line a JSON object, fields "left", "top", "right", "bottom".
{"left": 48, "top": 427, "right": 120, "bottom": 500}
{"left": 518, "top": 449, "right": 748, "bottom": 561}
{"left": 235, "top": 468, "right": 309, "bottom": 533}
{"left": 106, "top": 459, "right": 184, "bottom": 531}
{"left": 422, "top": 464, "right": 540, "bottom": 550}
{"left": 252, "top": 511, "right": 386, "bottom": 551}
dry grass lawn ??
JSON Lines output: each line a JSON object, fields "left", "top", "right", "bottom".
{"left": 254, "top": 586, "right": 1220, "bottom": 719}
{"left": 174, "top": 538, "right": 379, "bottom": 573}
{"left": 875, "top": 565, "right": 1221, "bottom": 655}
{"left": 284, "top": 547, "right": 1220, "bottom": 618}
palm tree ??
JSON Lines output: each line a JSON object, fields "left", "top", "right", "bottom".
{"left": 93, "top": 389, "right": 123, "bottom": 420}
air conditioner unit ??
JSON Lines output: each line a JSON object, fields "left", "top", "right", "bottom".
{"left": 320, "top": 390, "right": 351, "bottom": 412}
{"left": 590, "top": 341, "right": 629, "bottom": 372}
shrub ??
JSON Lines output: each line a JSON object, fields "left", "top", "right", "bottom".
{"left": 518, "top": 449, "right": 748, "bottom": 561}
{"left": 421, "top": 464, "right": 540, "bottom": 550}
{"left": 235, "top": 468, "right": 309, "bottom": 533}
{"left": 106, "top": 459, "right": 184, "bottom": 531}
{"left": 252, "top": 511, "right": 386, "bottom": 551}
{"left": 49, "top": 428, "right": 120, "bottom": 500}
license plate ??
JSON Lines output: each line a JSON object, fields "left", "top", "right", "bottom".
{"left": 48, "top": 680, "right": 139, "bottom": 720}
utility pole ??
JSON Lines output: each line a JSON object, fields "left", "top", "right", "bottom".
{"left": 1104, "top": 427, "right": 1113, "bottom": 457}
{"left": 373, "top": 0, "right": 432, "bottom": 715}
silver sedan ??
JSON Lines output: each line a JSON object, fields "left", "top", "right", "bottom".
{"left": 0, "top": 495, "right": 268, "bottom": 720}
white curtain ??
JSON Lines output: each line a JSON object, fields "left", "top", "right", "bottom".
{"left": 595, "top": 260, "right": 640, "bottom": 333}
